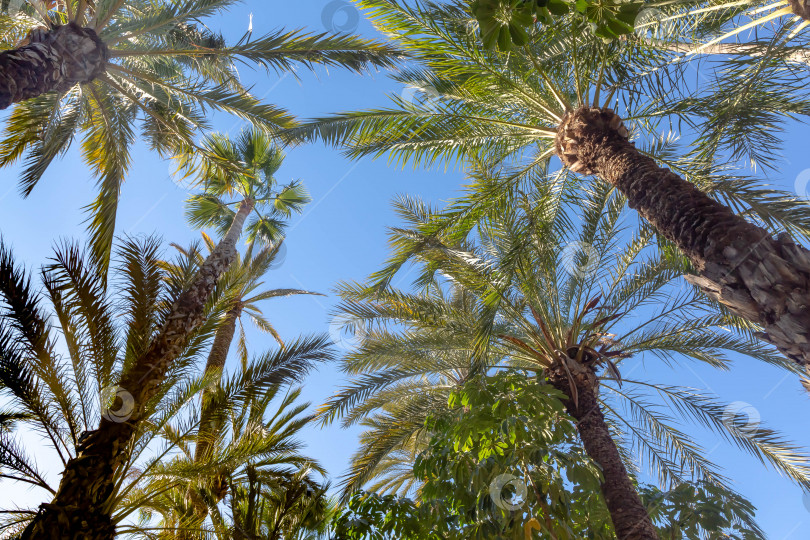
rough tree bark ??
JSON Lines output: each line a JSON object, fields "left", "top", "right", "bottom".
{"left": 181, "top": 303, "right": 243, "bottom": 534}
{"left": 0, "top": 23, "right": 107, "bottom": 109}
{"left": 548, "top": 356, "right": 659, "bottom": 540}
{"left": 21, "top": 199, "right": 255, "bottom": 540}
{"left": 555, "top": 107, "right": 810, "bottom": 368}
{"left": 194, "top": 304, "right": 242, "bottom": 464}
{"left": 789, "top": 0, "right": 810, "bottom": 21}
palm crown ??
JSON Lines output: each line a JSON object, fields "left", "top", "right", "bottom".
{"left": 183, "top": 128, "right": 310, "bottom": 247}
{"left": 0, "top": 236, "right": 225, "bottom": 534}
{"left": 0, "top": 0, "right": 401, "bottom": 267}
{"left": 291, "top": 0, "right": 810, "bottom": 238}
{"left": 323, "top": 175, "right": 810, "bottom": 504}
{"left": 136, "top": 360, "right": 331, "bottom": 539}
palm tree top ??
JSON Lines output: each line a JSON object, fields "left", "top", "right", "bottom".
{"left": 0, "top": 0, "right": 404, "bottom": 268}
{"left": 322, "top": 177, "right": 810, "bottom": 496}
{"left": 183, "top": 127, "right": 311, "bottom": 246}
{"left": 287, "top": 0, "right": 810, "bottom": 242}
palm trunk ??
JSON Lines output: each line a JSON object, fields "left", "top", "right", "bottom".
{"left": 21, "top": 199, "right": 255, "bottom": 539}
{"left": 0, "top": 23, "right": 107, "bottom": 109}
{"left": 194, "top": 304, "right": 241, "bottom": 464}
{"left": 182, "top": 304, "right": 242, "bottom": 532}
{"left": 548, "top": 358, "right": 659, "bottom": 540}
{"left": 789, "top": 0, "right": 810, "bottom": 20}
{"left": 556, "top": 107, "right": 810, "bottom": 368}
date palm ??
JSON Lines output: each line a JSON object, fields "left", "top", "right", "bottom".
{"left": 0, "top": 0, "right": 400, "bottom": 268}
{"left": 175, "top": 128, "right": 320, "bottom": 526}
{"left": 174, "top": 238, "right": 324, "bottom": 527}
{"left": 132, "top": 345, "right": 333, "bottom": 540}
{"left": 292, "top": 0, "right": 810, "bottom": 371}
{"left": 323, "top": 179, "right": 810, "bottom": 539}
{"left": 0, "top": 235, "right": 323, "bottom": 537}
{"left": 3, "top": 147, "right": 296, "bottom": 537}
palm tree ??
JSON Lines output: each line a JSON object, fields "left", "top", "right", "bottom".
{"left": 0, "top": 235, "right": 331, "bottom": 538}
{"left": 133, "top": 348, "right": 332, "bottom": 540}
{"left": 0, "top": 0, "right": 401, "bottom": 267}
{"left": 291, "top": 0, "right": 810, "bottom": 370}
{"left": 322, "top": 181, "right": 810, "bottom": 539}
{"left": 182, "top": 128, "right": 311, "bottom": 251}
{"left": 228, "top": 463, "right": 332, "bottom": 540}
{"left": 175, "top": 239, "right": 324, "bottom": 528}
{"left": 173, "top": 128, "right": 321, "bottom": 525}
{"left": 4, "top": 172, "right": 310, "bottom": 537}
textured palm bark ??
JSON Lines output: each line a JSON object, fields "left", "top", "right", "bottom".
{"left": 182, "top": 304, "right": 242, "bottom": 531}
{"left": 789, "top": 0, "right": 810, "bottom": 20}
{"left": 194, "top": 304, "right": 241, "bottom": 464}
{"left": 0, "top": 23, "right": 107, "bottom": 109}
{"left": 21, "top": 199, "right": 255, "bottom": 540}
{"left": 548, "top": 358, "right": 659, "bottom": 540}
{"left": 556, "top": 107, "right": 810, "bottom": 367}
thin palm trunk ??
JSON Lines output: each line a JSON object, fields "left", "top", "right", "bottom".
{"left": 21, "top": 199, "right": 255, "bottom": 539}
{"left": 0, "top": 23, "right": 107, "bottom": 109}
{"left": 195, "top": 304, "right": 241, "bottom": 462}
{"left": 182, "top": 303, "right": 241, "bottom": 531}
{"left": 548, "top": 358, "right": 659, "bottom": 540}
{"left": 556, "top": 107, "right": 810, "bottom": 368}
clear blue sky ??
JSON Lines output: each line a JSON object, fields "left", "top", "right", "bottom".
{"left": 1, "top": 1, "right": 809, "bottom": 537}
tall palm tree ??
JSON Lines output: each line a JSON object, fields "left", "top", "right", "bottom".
{"left": 175, "top": 129, "right": 320, "bottom": 525}
{"left": 323, "top": 181, "right": 810, "bottom": 539}
{"left": 132, "top": 347, "right": 332, "bottom": 540}
{"left": 0, "top": 0, "right": 401, "bottom": 267}
{"left": 175, "top": 238, "right": 324, "bottom": 528}
{"left": 4, "top": 168, "right": 302, "bottom": 537}
{"left": 0, "top": 235, "right": 331, "bottom": 538}
{"left": 291, "top": 0, "right": 810, "bottom": 370}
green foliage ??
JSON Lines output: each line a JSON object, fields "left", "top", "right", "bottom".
{"left": 182, "top": 127, "right": 311, "bottom": 246}
{"left": 332, "top": 491, "right": 440, "bottom": 539}
{"left": 470, "top": 0, "right": 640, "bottom": 51}
{"left": 332, "top": 373, "right": 766, "bottom": 539}
{"left": 413, "top": 371, "right": 609, "bottom": 539}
